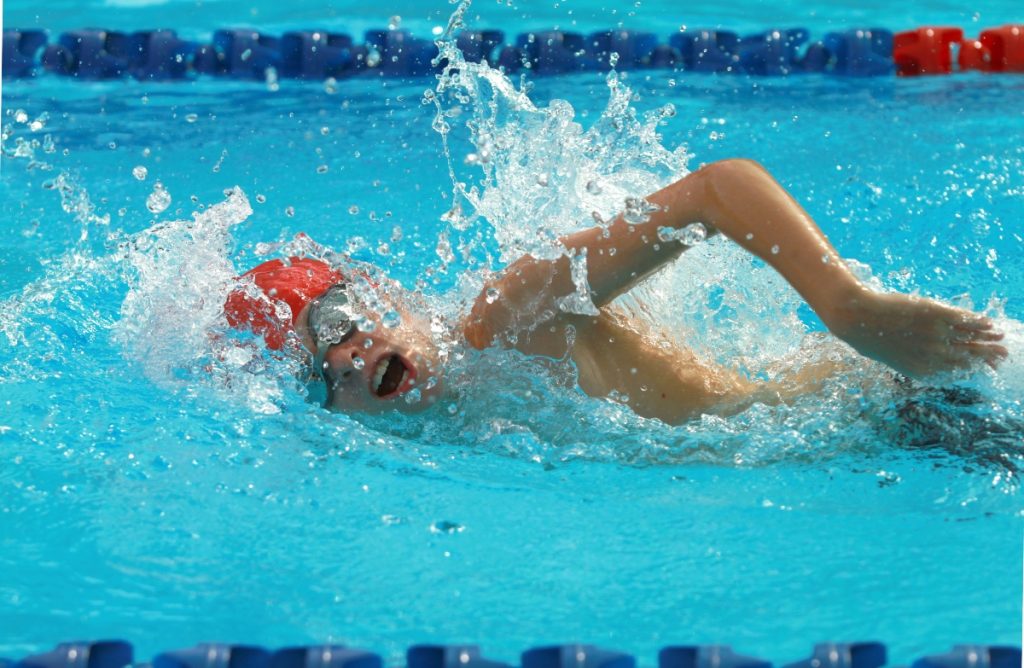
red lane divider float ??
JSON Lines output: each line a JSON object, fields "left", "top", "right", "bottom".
{"left": 896, "top": 24, "right": 1024, "bottom": 75}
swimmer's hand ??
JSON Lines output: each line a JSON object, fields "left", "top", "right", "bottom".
{"left": 828, "top": 289, "right": 1008, "bottom": 378}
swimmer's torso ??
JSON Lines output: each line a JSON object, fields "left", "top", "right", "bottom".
{"left": 464, "top": 305, "right": 756, "bottom": 424}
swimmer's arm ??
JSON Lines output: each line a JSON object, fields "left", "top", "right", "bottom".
{"left": 467, "top": 159, "right": 860, "bottom": 345}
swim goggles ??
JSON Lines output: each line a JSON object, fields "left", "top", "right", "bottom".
{"left": 307, "top": 282, "right": 358, "bottom": 400}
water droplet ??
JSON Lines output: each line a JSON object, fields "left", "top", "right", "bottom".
{"left": 285, "top": 206, "right": 295, "bottom": 217}
{"left": 132, "top": 165, "right": 148, "bottom": 181}
{"left": 429, "top": 520, "right": 464, "bottom": 534}
{"left": 771, "top": 245, "right": 780, "bottom": 255}
{"left": 146, "top": 182, "right": 171, "bottom": 214}
{"left": 256, "top": 194, "right": 266, "bottom": 204}
{"left": 681, "top": 222, "right": 706, "bottom": 246}
{"left": 382, "top": 311, "right": 402, "bottom": 328}
{"left": 348, "top": 205, "right": 359, "bottom": 215}
{"left": 485, "top": 287, "right": 501, "bottom": 304}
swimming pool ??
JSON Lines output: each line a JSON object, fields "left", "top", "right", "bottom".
{"left": 1, "top": 0, "right": 1023, "bottom": 664}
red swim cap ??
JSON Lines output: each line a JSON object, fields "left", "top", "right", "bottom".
{"left": 224, "top": 257, "right": 344, "bottom": 350}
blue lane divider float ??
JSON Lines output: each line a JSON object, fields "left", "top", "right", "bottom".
{"left": 1, "top": 643, "right": 1021, "bottom": 668}
{"left": 911, "top": 645, "right": 1022, "bottom": 668}
{"left": 659, "top": 645, "right": 770, "bottom": 668}
{"left": 13, "top": 641, "right": 133, "bottom": 668}
{"left": 782, "top": 643, "right": 886, "bottom": 668}
{"left": 407, "top": 645, "right": 512, "bottom": 668}
{"left": 0, "top": 25, "right": 904, "bottom": 80}
{"left": 521, "top": 645, "right": 634, "bottom": 668}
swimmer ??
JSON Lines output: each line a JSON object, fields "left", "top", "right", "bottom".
{"left": 225, "top": 159, "right": 1007, "bottom": 424}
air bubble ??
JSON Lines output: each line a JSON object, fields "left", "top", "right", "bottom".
{"left": 364, "top": 338, "right": 374, "bottom": 349}
{"left": 185, "top": 113, "right": 198, "bottom": 123}
{"left": 256, "top": 194, "right": 266, "bottom": 204}
{"left": 285, "top": 206, "right": 295, "bottom": 217}
{"left": 586, "top": 180, "right": 602, "bottom": 195}
{"left": 771, "top": 245, "right": 780, "bottom": 255}
{"left": 352, "top": 357, "right": 365, "bottom": 370}
{"left": 316, "top": 165, "right": 329, "bottom": 174}
{"left": 382, "top": 311, "right": 402, "bottom": 328}
{"left": 485, "top": 287, "right": 500, "bottom": 304}
{"left": 403, "top": 388, "right": 422, "bottom": 405}
{"left": 146, "top": 182, "right": 171, "bottom": 214}
{"left": 348, "top": 205, "right": 359, "bottom": 215}
{"left": 132, "top": 165, "right": 148, "bottom": 181}
{"left": 14, "top": 110, "right": 28, "bottom": 123}
{"left": 536, "top": 173, "right": 549, "bottom": 186}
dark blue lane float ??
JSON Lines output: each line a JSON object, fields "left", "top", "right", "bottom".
{"left": 2, "top": 24, "right": 1023, "bottom": 79}
{"left": 2, "top": 642, "right": 1020, "bottom": 668}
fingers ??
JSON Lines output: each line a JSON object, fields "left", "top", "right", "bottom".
{"left": 952, "top": 340, "right": 1010, "bottom": 369}
{"left": 952, "top": 314, "right": 995, "bottom": 332}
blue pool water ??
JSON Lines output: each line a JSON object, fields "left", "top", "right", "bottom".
{"left": 2, "top": 0, "right": 1023, "bottom": 664}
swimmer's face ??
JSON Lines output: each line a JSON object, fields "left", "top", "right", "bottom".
{"left": 296, "top": 300, "right": 445, "bottom": 413}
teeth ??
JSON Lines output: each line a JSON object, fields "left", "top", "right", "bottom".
{"left": 373, "top": 358, "right": 388, "bottom": 391}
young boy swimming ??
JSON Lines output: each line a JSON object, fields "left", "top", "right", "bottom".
{"left": 225, "top": 159, "right": 1007, "bottom": 424}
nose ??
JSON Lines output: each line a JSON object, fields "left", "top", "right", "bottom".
{"left": 324, "top": 345, "right": 365, "bottom": 384}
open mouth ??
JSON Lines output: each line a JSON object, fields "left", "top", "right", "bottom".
{"left": 371, "top": 354, "right": 414, "bottom": 398}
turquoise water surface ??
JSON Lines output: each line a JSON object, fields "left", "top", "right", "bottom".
{"left": 2, "top": 0, "right": 1023, "bottom": 664}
